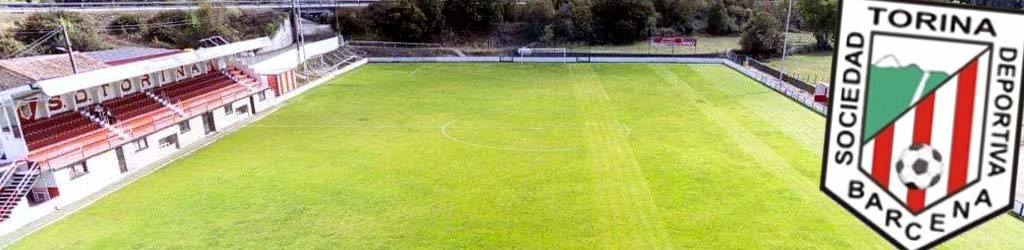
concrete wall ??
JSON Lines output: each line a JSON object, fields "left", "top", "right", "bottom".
{"left": 251, "top": 37, "right": 341, "bottom": 75}
{"left": 251, "top": 90, "right": 273, "bottom": 113}
{"left": 211, "top": 98, "right": 255, "bottom": 132}
{"left": 259, "top": 19, "right": 294, "bottom": 54}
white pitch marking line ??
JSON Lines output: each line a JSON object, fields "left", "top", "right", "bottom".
{"left": 408, "top": 66, "right": 423, "bottom": 76}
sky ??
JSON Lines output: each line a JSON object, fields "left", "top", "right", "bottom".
{"left": 871, "top": 35, "right": 989, "bottom": 74}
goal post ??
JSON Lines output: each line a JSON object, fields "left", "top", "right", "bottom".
{"left": 516, "top": 47, "right": 569, "bottom": 63}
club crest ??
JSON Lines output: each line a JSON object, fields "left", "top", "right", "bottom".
{"left": 821, "top": 1, "right": 1023, "bottom": 249}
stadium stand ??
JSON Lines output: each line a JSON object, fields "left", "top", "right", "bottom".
{"left": 0, "top": 37, "right": 297, "bottom": 227}
{"left": 0, "top": 15, "right": 369, "bottom": 236}
{"left": 21, "top": 111, "right": 102, "bottom": 151}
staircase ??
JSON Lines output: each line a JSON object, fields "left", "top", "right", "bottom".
{"left": 0, "top": 162, "right": 41, "bottom": 222}
{"left": 302, "top": 47, "right": 362, "bottom": 77}
{"left": 78, "top": 110, "right": 130, "bottom": 140}
{"left": 224, "top": 67, "right": 262, "bottom": 91}
{"left": 198, "top": 36, "right": 231, "bottom": 48}
{"left": 144, "top": 91, "right": 186, "bottom": 117}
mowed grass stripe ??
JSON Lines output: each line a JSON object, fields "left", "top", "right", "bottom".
{"left": 570, "top": 65, "right": 672, "bottom": 250}
{"left": 651, "top": 64, "right": 882, "bottom": 248}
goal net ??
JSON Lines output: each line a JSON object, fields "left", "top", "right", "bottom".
{"left": 517, "top": 47, "right": 568, "bottom": 57}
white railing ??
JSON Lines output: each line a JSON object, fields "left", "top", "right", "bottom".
{"left": 144, "top": 91, "right": 187, "bottom": 117}
{"left": 37, "top": 143, "right": 84, "bottom": 170}
{"left": 721, "top": 60, "right": 828, "bottom": 115}
{"left": 0, "top": 162, "right": 38, "bottom": 220}
{"left": 77, "top": 110, "right": 130, "bottom": 140}
{"left": 223, "top": 69, "right": 265, "bottom": 93}
{"left": 0, "top": 161, "right": 23, "bottom": 191}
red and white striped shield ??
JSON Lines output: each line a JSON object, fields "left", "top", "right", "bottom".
{"left": 861, "top": 50, "right": 990, "bottom": 213}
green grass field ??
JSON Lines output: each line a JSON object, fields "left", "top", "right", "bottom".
{"left": 11, "top": 64, "right": 1024, "bottom": 249}
{"left": 765, "top": 52, "right": 834, "bottom": 84}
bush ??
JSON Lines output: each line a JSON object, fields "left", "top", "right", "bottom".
{"left": 261, "top": 12, "right": 289, "bottom": 37}
{"left": 145, "top": 10, "right": 193, "bottom": 47}
{"left": 705, "top": 0, "right": 737, "bottom": 35}
{"left": 229, "top": 10, "right": 286, "bottom": 39}
{"left": 192, "top": 2, "right": 243, "bottom": 44}
{"left": 492, "top": 22, "right": 530, "bottom": 45}
{"left": 109, "top": 14, "right": 145, "bottom": 35}
{"left": 739, "top": 10, "right": 783, "bottom": 58}
{"left": 142, "top": 5, "right": 255, "bottom": 49}
{"left": 591, "top": 0, "right": 656, "bottom": 44}
{"left": 0, "top": 34, "right": 25, "bottom": 58}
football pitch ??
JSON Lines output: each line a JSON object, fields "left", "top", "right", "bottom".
{"left": 11, "top": 63, "right": 1024, "bottom": 249}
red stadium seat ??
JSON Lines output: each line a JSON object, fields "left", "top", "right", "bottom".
{"left": 25, "top": 70, "right": 255, "bottom": 162}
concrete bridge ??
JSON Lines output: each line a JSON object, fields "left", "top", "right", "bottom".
{"left": 0, "top": 0, "right": 379, "bottom": 13}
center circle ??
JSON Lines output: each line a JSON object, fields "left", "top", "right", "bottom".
{"left": 441, "top": 114, "right": 630, "bottom": 152}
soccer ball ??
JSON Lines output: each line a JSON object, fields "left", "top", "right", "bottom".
{"left": 896, "top": 143, "right": 944, "bottom": 190}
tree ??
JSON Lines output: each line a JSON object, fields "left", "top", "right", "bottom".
{"left": 109, "top": 14, "right": 145, "bottom": 36}
{"left": 367, "top": 0, "right": 429, "bottom": 42}
{"left": 331, "top": 8, "right": 371, "bottom": 36}
{"left": 442, "top": 0, "right": 505, "bottom": 34}
{"left": 654, "top": 0, "right": 702, "bottom": 34}
{"left": 739, "top": 10, "right": 783, "bottom": 57}
{"left": 797, "top": 0, "right": 837, "bottom": 50}
{"left": 551, "top": 0, "right": 593, "bottom": 42}
{"left": 416, "top": 0, "right": 445, "bottom": 37}
{"left": 591, "top": 0, "right": 656, "bottom": 44}
{"left": 513, "top": 0, "right": 556, "bottom": 40}
{"left": 705, "top": 0, "right": 738, "bottom": 35}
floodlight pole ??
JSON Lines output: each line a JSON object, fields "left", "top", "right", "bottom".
{"left": 291, "top": 0, "right": 306, "bottom": 74}
{"left": 297, "top": 0, "right": 307, "bottom": 71}
{"left": 779, "top": 0, "right": 794, "bottom": 79}
{"left": 60, "top": 21, "right": 78, "bottom": 74}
